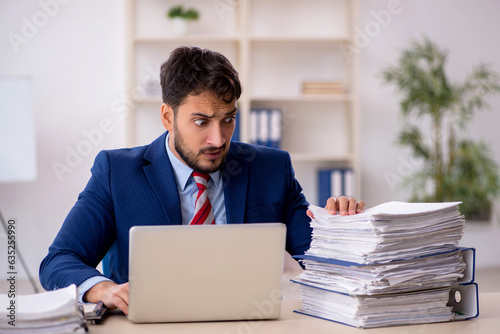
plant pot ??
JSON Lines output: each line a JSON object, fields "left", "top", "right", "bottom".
{"left": 172, "top": 17, "right": 189, "bottom": 36}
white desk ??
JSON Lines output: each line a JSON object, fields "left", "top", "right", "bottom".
{"left": 89, "top": 292, "right": 500, "bottom": 334}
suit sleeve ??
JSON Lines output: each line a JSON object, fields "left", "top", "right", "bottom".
{"left": 39, "top": 151, "right": 117, "bottom": 290}
{"left": 283, "top": 152, "right": 313, "bottom": 257}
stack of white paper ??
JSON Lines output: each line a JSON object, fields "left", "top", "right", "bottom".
{"left": 293, "top": 201, "right": 475, "bottom": 328}
{"left": 0, "top": 284, "right": 86, "bottom": 333}
{"left": 306, "top": 201, "right": 465, "bottom": 264}
{"left": 295, "top": 249, "right": 466, "bottom": 295}
{"left": 297, "top": 286, "right": 453, "bottom": 328}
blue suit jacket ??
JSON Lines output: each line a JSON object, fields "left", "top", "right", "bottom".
{"left": 39, "top": 132, "right": 312, "bottom": 290}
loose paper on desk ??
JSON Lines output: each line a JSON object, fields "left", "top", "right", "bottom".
{"left": 0, "top": 284, "right": 86, "bottom": 333}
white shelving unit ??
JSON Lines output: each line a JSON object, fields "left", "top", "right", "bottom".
{"left": 125, "top": 0, "right": 360, "bottom": 204}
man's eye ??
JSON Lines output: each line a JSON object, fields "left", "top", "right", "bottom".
{"left": 194, "top": 119, "right": 206, "bottom": 126}
{"left": 224, "top": 116, "right": 236, "bottom": 124}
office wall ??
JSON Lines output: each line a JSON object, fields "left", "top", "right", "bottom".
{"left": 0, "top": 0, "right": 126, "bottom": 281}
{"left": 358, "top": 0, "right": 500, "bottom": 267}
{"left": 1, "top": 0, "right": 500, "bottom": 283}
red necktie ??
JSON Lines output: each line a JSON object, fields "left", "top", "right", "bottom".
{"left": 189, "top": 172, "right": 215, "bottom": 225}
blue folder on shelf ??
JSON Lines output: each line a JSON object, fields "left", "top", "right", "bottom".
{"left": 318, "top": 168, "right": 355, "bottom": 206}
{"left": 250, "top": 108, "right": 282, "bottom": 148}
{"left": 232, "top": 111, "right": 240, "bottom": 142}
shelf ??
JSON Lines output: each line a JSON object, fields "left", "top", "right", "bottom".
{"left": 127, "top": 0, "right": 360, "bottom": 202}
{"left": 250, "top": 95, "right": 354, "bottom": 103}
{"left": 134, "top": 95, "right": 354, "bottom": 105}
{"left": 289, "top": 152, "right": 354, "bottom": 163}
{"left": 134, "top": 36, "right": 240, "bottom": 44}
{"left": 249, "top": 36, "right": 350, "bottom": 44}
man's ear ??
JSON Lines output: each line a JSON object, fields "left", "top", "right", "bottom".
{"left": 161, "top": 103, "right": 174, "bottom": 131}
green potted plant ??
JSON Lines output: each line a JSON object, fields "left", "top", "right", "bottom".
{"left": 381, "top": 36, "right": 500, "bottom": 220}
{"left": 167, "top": 5, "right": 199, "bottom": 36}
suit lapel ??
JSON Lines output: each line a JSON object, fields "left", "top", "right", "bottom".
{"left": 223, "top": 143, "right": 249, "bottom": 224}
{"left": 142, "top": 132, "right": 182, "bottom": 225}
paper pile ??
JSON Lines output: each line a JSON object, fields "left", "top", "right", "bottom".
{"left": 292, "top": 201, "right": 478, "bottom": 328}
{"left": 296, "top": 249, "right": 466, "bottom": 295}
{"left": 0, "top": 284, "right": 87, "bottom": 333}
{"left": 306, "top": 201, "right": 465, "bottom": 264}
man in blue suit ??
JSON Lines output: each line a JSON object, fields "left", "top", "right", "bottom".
{"left": 39, "top": 46, "right": 365, "bottom": 315}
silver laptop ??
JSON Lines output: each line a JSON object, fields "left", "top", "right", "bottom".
{"left": 128, "top": 223, "right": 286, "bottom": 323}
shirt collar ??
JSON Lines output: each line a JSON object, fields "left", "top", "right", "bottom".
{"left": 165, "top": 133, "right": 221, "bottom": 191}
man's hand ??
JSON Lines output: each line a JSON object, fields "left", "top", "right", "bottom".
{"left": 307, "top": 196, "right": 365, "bottom": 219}
{"left": 83, "top": 280, "right": 129, "bottom": 315}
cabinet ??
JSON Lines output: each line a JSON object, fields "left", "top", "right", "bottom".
{"left": 126, "top": 0, "right": 360, "bottom": 204}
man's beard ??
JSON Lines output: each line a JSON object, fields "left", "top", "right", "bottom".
{"left": 173, "top": 123, "right": 228, "bottom": 174}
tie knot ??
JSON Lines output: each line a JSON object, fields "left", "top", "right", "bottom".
{"left": 192, "top": 171, "right": 210, "bottom": 188}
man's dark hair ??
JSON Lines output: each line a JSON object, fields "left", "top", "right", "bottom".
{"left": 160, "top": 46, "right": 242, "bottom": 111}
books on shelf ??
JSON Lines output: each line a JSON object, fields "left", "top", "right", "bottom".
{"left": 0, "top": 284, "right": 87, "bottom": 333}
{"left": 318, "top": 168, "right": 355, "bottom": 206}
{"left": 292, "top": 201, "right": 479, "bottom": 328}
{"left": 302, "top": 80, "right": 344, "bottom": 95}
{"left": 250, "top": 108, "right": 282, "bottom": 148}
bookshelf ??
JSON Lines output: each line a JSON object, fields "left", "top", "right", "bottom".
{"left": 125, "top": 0, "right": 360, "bottom": 204}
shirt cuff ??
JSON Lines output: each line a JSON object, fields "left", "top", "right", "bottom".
{"left": 78, "top": 276, "right": 113, "bottom": 303}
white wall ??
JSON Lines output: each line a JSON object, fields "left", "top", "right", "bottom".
{"left": 1, "top": 0, "right": 500, "bottom": 285}
{"left": 0, "top": 0, "right": 126, "bottom": 281}
{"left": 358, "top": 0, "right": 500, "bottom": 267}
